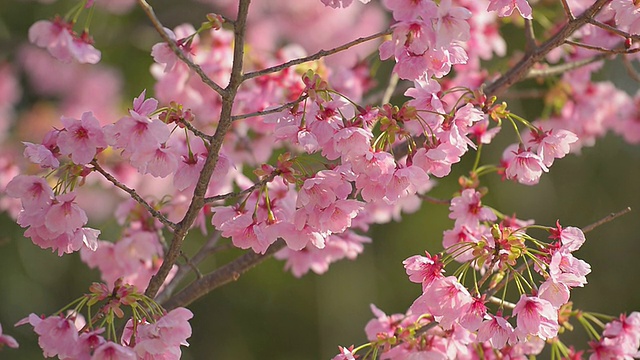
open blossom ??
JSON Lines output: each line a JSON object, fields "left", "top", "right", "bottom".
{"left": 0, "top": 323, "right": 18, "bottom": 349}
{"left": 28, "top": 18, "right": 101, "bottom": 64}
{"left": 124, "top": 308, "right": 193, "bottom": 360}
{"left": 477, "top": 314, "right": 515, "bottom": 349}
{"left": 18, "top": 314, "right": 78, "bottom": 358}
{"left": 487, "top": 0, "right": 533, "bottom": 19}
{"left": 504, "top": 148, "right": 548, "bottom": 185}
{"left": 321, "top": 0, "right": 370, "bottom": 8}
{"left": 57, "top": 111, "right": 107, "bottom": 164}
{"left": 529, "top": 129, "right": 578, "bottom": 167}
{"left": 512, "top": 295, "right": 559, "bottom": 340}
{"left": 449, "top": 189, "right": 497, "bottom": 228}
{"left": 410, "top": 276, "right": 473, "bottom": 329}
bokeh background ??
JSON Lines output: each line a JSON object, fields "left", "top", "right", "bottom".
{"left": 1, "top": 0, "right": 640, "bottom": 359}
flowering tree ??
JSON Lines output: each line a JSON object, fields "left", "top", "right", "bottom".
{"left": 1, "top": 0, "right": 640, "bottom": 358}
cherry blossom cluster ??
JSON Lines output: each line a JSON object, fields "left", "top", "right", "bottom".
{"left": 5, "top": 0, "right": 640, "bottom": 357}
{"left": 331, "top": 213, "right": 640, "bottom": 358}
{"left": 17, "top": 281, "right": 192, "bottom": 359}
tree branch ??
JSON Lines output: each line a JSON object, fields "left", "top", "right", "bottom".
{"left": 91, "top": 161, "right": 177, "bottom": 230}
{"left": 525, "top": 54, "right": 608, "bottom": 79}
{"left": 161, "top": 240, "right": 287, "bottom": 309}
{"left": 242, "top": 30, "right": 391, "bottom": 82}
{"left": 231, "top": 95, "right": 308, "bottom": 121}
{"left": 560, "top": 0, "right": 575, "bottom": 21}
{"left": 582, "top": 207, "right": 632, "bottom": 233}
{"left": 204, "top": 171, "right": 279, "bottom": 204}
{"left": 484, "top": 0, "right": 611, "bottom": 98}
{"left": 154, "top": 232, "right": 222, "bottom": 304}
{"left": 144, "top": 0, "right": 252, "bottom": 299}
{"left": 137, "top": 0, "right": 226, "bottom": 96}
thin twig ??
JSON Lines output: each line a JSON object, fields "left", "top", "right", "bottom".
{"left": 231, "top": 95, "right": 308, "bottom": 121}
{"left": 381, "top": 72, "right": 400, "bottom": 105}
{"left": 162, "top": 240, "right": 287, "bottom": 309}
{"left": 204, "top": 171, "right": 279, "bottom": 204}
{"left": 243, "top": 30, "right": 392, "bottom": 81}
{"left": 137, "top": 0, "right": 226, "bottom": 96}
{"left": 419, "top": 194, "right": 451, "bottom": 205}
{"left": 587, "top": 18, "right": 640, "bottom": 41}
{"left": 582, "top": 207, "right": 632, "bottom": 233}
{"left": 622, "top": 56, "right": 640, "bottom": 82}
{"left": 91, "top": 161, "right": 177, "bottom": 230}
{"left": 154, "top": 232, "right": 223, "bottom": 304}
{"left": 526, "top": 54, "right": 608, "bottom": 79}
{"left": 565, "top": 40, "right": 640, "bottom": 54}
{"left": 179, "top": 119, "right": 212, "bottom": 143}
{"left": 524, "top": 18, "right": 537, "bottom": 55}
{"left": 560, "top": 0, "right": 576, "bottom": 21}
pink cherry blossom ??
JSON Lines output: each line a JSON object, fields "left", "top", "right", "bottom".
{"left": 538, "top": 279, "right": 570, "bottom": 308}
{"left": 0, "top": 323, "right": 18, "bottom": 349}
{"left": 332, "top": 345, "right": 357, "bottom": 360}
{"left": 403, "top": 252, "right": 444, "bottom": 290}
{"left": 131, "top": 308, "right": 193, "bottom": 360}
{"left": 410, "top": 275, "right": 473, "bottom": 329}
{"left": 504, "top": 148, "right": 548, "bottom": 185}
{"left": 21, "top": 314, "right": 78, "bottom": 358}
{"left": 23, "top": 139, "right": 60, "bottom": 168}
{"left": 529, "top": 129, "right": 578, "bottom": 167}
{"left": 57, "top": 111, "right": 107, "bottom": 164}
{"left": 5, "top": 175, "right": 54, "bottom": 210}
{"left": 549, "top": 250, "right": 591, "bottom": 288}
{"left": 487, "top": 0, "right": 533, "bottom": 19}
{"left": 92, "top": 341, "right": 136, "bottom": 360}
{"left": 512, "top": 295, "right": 559, "bottom": 340}
{"left": 29, "top": 18, "right": 101, "bottom": 64}
{"left": 449, "top": 189, "right": 497, "bottom": 228}
{"left": 477, "top": 314, "right": 515, "bottom": 349}
{"left": 44, "top": 192, "right": 88, "bottom": 236}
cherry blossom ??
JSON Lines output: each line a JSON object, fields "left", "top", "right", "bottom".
{"left": 29, "top": 18, "right": 101, "bottom": 64}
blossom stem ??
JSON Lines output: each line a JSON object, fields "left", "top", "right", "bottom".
{"left": 243, "top": 29, "right": 392, "bottom": 81}
{"left": 90, "top": 161, "right": 177, "bottom": 230}
{"left": 136, "top": 0, "right": 226, "bottom": 96}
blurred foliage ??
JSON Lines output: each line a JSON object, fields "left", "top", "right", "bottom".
{"left": 1, "top": 0, "right": 640, "bottom": 359}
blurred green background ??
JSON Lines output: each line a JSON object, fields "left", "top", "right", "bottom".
{"left": 1, "top": 0, "right": 640, "bottom": 359}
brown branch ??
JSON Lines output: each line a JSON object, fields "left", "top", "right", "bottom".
{"left": 582, "top": 207, "right": 632, "bottom": 233}
{"left": 242, "top": 30, "right": 392, "bottom": 81}
{"left": 484, "top": 0, "right": 611, "bottom": 98}
{"left": 144, "top": 0, "right": 252, "bottom": 300}
{"left": 91, "top": 161, "right": 177, "bottom": 230}
{"left": 161, "top": 240, "right": 287, "bottom": 309}
{"left": 231, "top": 95, "right": 308, "bottom": 121}
{"left": 204, "top": 171, "right": 279, "bottom": 204}
{"left": 622, "top": 56, "right": 640, "bottom": 82}
{"left": 587, "top": 18, "right": 640, "bottom": 41}
{"left": 154, "top": 232, "right": 222, "bottom": 304}
{"left": 526, "top": 54, "right": 609, "bottom": 79}
{"left": 560, "top": 0, "right": 576, "bottom": 21}
{"left": 137, "top": 0, "right": 226, "bottom": 96}
{"left": 564, "top": 40, "right": 640, "bottom": 54}
{"left": 179, "top": 119, "right": 212, "bottom": 143}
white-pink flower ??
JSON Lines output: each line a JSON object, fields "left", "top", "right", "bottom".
{"left": 487, "top": 0, "right": 533, "bottom": 19}
{"left": 513, "top": 295, "right": 559, "bottom": 340}
{"left": 504, "top": 148, "right": 548, "bottom": 185}
{"left": 477, "top": 314, "right": 515, "bottom": 349}
{"left": 57, "top": 111, "right": 107, "bottom": 164}
{"left": 29, "top": 18, "right": 101, "bottom": 64}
